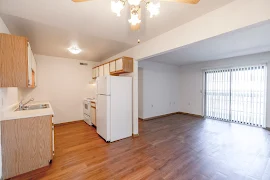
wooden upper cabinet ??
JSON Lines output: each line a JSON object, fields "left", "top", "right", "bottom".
{"left": 115, "top": 58, "right": 123, "bottom": 71}
{"left": 95, "top": 67, "right": 99, "bottom": 78}
{"left": 92, "top": 68, "right": 96, "bottom": 79}
{"left": 92, "top": 57, "right": 133, "bottom": 79}
{"left": 110, "top": 61, "right": 116, "bottom": 73}
{"left": 92, "top": 67, "right": 100, "bottom": 79}
{"left": 104, "top": 63, "right": 110, "bottom": 76}
{"left": 111, "top": 57, "right": 133, "bottom": 75}
{"left": 99, "top": 65, "right": 104, "bottom": 77}
{"left": 0, "top": 33, "right": 36, "bottom": 88}
{"left": 27, "top": 43, "right": 32, "bottom": 86}
{"left": 30, "top": 46, "right": 37, "bottom": 87}
{"left": 28, "top": 43, "right": 37, "bottom": 87}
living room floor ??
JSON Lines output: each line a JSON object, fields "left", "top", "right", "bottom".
{"left": 12, "top": 114, "right": 270, "bottom": 180}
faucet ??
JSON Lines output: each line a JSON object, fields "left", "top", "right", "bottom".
{"left": 19, "top": 98, "right": 35, "bottom": 110}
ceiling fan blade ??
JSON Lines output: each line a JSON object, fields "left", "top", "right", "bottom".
{"left": 72, "top": 0, "right": 90, "bottom": 2}
{"left": 160, "top": 0, "right": 200, "bottom": 4}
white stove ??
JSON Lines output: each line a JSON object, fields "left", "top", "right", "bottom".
{"left": 83, "top": 98, "right": 94, "bottom": 125}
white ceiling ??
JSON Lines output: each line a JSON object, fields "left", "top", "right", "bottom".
{"left": 142, "top": 21, "right": 270, "bottom": 66}
{"left": 0, "top": 14, "right": 132, "bottom": 61}
{"left": 0, "top": 0, "right": 235, "bottom": 61}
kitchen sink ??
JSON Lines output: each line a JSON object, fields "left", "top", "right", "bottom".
{"left": 15, "top": 104, "right": 50, "bottom": 111}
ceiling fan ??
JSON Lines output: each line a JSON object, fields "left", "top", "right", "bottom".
{"left": 72, "top": 0, "right": 200, "bottom": 31}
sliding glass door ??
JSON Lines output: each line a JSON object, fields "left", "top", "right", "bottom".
{"left": 205, "top": 65, "right": 267, "bottom": 127}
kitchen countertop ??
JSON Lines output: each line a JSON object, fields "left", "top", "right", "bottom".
{"left": 1, "top": 101, "right": 54, "bottom": 121}
{"left": 90, "top": 99, "right": 96, "bottom": 103}
{"left": 84, "top": 98, "right": 96, "bottom": 103}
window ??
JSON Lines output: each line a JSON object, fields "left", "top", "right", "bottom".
{"left": 205, "top": 64, "right": 267, "bottom": 127}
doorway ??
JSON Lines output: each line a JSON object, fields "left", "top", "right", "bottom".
{"left": 204, "top": 64, "right": 267, "bottom": 127}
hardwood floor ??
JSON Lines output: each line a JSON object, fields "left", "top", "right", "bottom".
{"left": 11, "top": 114, "right": 270, "bottom": 180}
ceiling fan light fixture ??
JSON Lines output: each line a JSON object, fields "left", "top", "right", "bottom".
{"left": 147, "top": 2, "right": 160, "bottom": 18}
{"left": 128, "top": 0, "right": 141, "bottom": 6}
{"left": 68, "top": 45, "right": 82, "bottom": 54}
{"left": 128, "top": 13, "right": 141, "bottom": 26}
{"left": 111, "top": 0, "right": 124, "bottom": 16}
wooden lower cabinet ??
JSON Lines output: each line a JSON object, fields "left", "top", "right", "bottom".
{"left": 91, "top": 102, "right": 96, "bottom": 126}
{"left": 1, "top": 115, "right": 53, "bottom": 179}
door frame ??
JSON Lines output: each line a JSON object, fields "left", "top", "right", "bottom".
{"left": 202, "top": 70, "right": 207, "bottom": 118}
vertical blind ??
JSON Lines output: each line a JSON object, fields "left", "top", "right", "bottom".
{"left": 205, "top": 64, "right": 267, "bottom": 127}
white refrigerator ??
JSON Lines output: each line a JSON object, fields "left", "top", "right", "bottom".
{"left": 96, "top": 76, "right": 132, "bottom": 142}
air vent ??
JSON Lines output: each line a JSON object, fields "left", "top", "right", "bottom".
{"left": 80, "top": 63, "right": 88, "bottom": 66}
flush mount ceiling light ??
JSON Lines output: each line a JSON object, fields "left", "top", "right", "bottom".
{"left": 72, "top": 0, "right": 200, "bottom": 31}
{"left": 68, "top": 45, "right": 82, "bottom": 54}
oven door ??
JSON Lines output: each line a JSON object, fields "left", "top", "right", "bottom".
{"left": 84, "top": 113, "right": 92, "bottom": 125}
{"left": 83, "top": 101, "right": 91, "bottom": 115}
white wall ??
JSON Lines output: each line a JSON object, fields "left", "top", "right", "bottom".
{"left": 178, "top": 52, "right": 270, "bottom": 128}
{"left": 19, "top": 55, "right": 97, "bottom": 124}
{"left": 138, "top": 61, "right": 181, "bottom": 119}
{"left": 0, "top": 17, "right": 9, "bottom": 34}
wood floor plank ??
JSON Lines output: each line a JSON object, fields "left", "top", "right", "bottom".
{"left": 10, "top": 115, "right": 270, "bottom": 180}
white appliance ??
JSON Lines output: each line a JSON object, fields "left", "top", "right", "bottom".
{"left": 52, "top": 117, "right": 55, "bottom": 156}
{"left": 83, "top": 98, "right": 93, "bottom": 125}
{"left": 96, "top": 76, "right": 132, "bottom": 142}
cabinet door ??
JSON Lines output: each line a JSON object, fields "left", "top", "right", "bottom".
{"left": 31, "top": 52, "right": 36, "bottom": 72}
{"left": 91, "top": 102, "right": 96, "bottom": 107}
{"left": 0, "top": 34, "right": 28, "bottom": 87}
{"left": 110, "top": 61, "right": 116, "bottom": 72}
{"left": 91, "top": 107, "right": 96, "bottom": 126}
{"left": 115, "top": 58, "right": 123, "bottom": 71}
{"left": 104, "top": 63, "right": 110, "bottom": 76}
{"left": 31, "top": 52, "right": 36, "bottom": 87}
{"left": 27, "top": 43, "right": 32, "bottom": 87}
{"left": 2, "top": 116, "right": 52, "bottom": 179}
{"left": 95, "top": 67, "right": 99, "bottom": 78}
{"left": 92, "top": 68, "right": 96, "bottom": 79}
{"left": 99, "top": 65, "right": 104, "bottom": 77}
